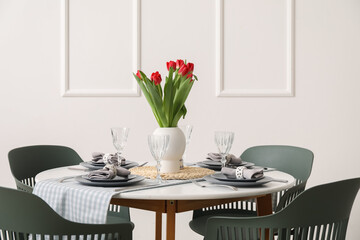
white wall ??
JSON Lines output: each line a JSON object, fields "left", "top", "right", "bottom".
{"left": 1, "top": 0, "right": 360, "bottom": 239}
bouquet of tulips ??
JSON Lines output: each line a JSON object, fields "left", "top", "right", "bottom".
{"left": 133, "top": 59, "right": 197, "bottom": 127}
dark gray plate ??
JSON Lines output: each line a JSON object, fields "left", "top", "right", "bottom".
{"left": 210, "top": 173, "right": 265, "bottom": 182}
{"left": 75, "top": 175, "right": 145, "bottom": 187}
{"left": 202, "top": 160, "right": 254, "bottom": 167}
{"left": 197, "top": 161, "right": 254, "bottom": 171}
{"left": 80, "top": 161, "right": 139, "bottom": 170}
{"left": 197, "top": 162, "right": 221, "bottom": 171}
{"left": 204, "top": 175, "right": 272, "bottom": 187}
{"left": 89, "top": 161, "right": 106, "bottom": 166}
{"left": 81, "top": 174, "right": 137, "bottom": 182}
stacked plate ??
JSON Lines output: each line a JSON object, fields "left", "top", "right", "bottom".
{"left": 80, "top": 160, "right": 139, "bottom": 170}
{"left": 75, "top": 174, "right": 145, "bottom": 187}
{"left": 204, "top": 173, "right": 272, "bottom": 187}
{"left": 196, "top": 160, "right": 254, "bottom": 171}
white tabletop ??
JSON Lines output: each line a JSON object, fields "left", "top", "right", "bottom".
{"left": 35, "top": 164, "right": 295, "bottom": 201}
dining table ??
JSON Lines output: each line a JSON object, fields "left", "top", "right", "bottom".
{"left": 35, "top": 164, "right": 295, "bottom": 240}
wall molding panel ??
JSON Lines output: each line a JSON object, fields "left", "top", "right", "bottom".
{"left": 216, "top": 0, "right": 295, "bottom": 97}
{"left": 61, "top": 0, "right": 141, "bottom": 97}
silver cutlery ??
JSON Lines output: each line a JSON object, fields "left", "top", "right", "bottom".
{"left": 58, "top": 175, "right": 80, "bottom": 183}
{"left": 262, "top": 167, "right": 276, "bottom": 172}
{"left": 191, "top": 179, "right": 238, "bottom": 191}
{"left": 114, "top": 179, "right": 194, "bottom": 192}
{"left": 132, "top": 162, "right": 148, "bottom": 168}
{"left": 249, "top": 166, "right": 276, "bottom": 172}
{"left": 114, "top": 183, "right": 161, "bottom": 192}
{"left": 67, "top": 167, "right": 89, "bottom": 171}
{"left": 268, "top": 178, "right": 288, "bottom": 183}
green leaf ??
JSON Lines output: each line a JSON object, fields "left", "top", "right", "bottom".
{"left": 164, "top": 68, "right": 174, "bottom": 126}
{"left": 172, "top": 105, "right": 187, "bottom": 127}
{"left": 157, "top": 84, "right": 163, "bottom": 99}
{"left": 133, "top": 73, "right": 154, "bottom": 108}
{"left": 134, "top": 72, "right": 164, "bottom": 127}
{"left": 142, "top": 73, "right": 167, "bottom": 127}
{"left": 171, "top": 79, "right": 194, "bottom": 126}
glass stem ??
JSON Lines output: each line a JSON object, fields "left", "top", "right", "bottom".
{"left": 221, "top": 154, "right": 227, "bottom": 167}
{"left": 117, "top": 152, "right": 123, "bottom": 165}
{"left": 156, "top": 159, "right": 161, "bottom": 182}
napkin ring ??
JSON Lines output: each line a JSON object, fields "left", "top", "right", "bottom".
{"left": 235, "top": 166, "right": 246, "bottom": 179}
{"left": 103, "top": 153, "right": 112, "bottom": 164}
{"left": 103, "top": 153, "right": 119, "bottom": 165}
{"left": 105, "top": 164, "right": 117, "bottom": 175}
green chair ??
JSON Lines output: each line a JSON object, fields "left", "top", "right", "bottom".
{"left": 8, "top": 145, "right": 131, "bottom": 224}
{"left": 203, "top": 177, "right": 360, "bottom": 240}
{"left": 8, "top": 145, "right": 83, "bottom": 192}
{"left": 0, "top": 186, "right": 133, "bottom": 240}
{"left": 190, "top": 145, "right": 314, "bottom": 236}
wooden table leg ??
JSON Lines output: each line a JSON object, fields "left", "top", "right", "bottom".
{"left": 256, "top": 194, "right": 273, "bottom": 240}
{"left": 155, "top": 212, "right": 162, "bottom": 240}
{"left": 256, "top": 194, "right": 272, "bottom": 216}
{"left": 166, "top": 200, "right": 176, "bottom": 240}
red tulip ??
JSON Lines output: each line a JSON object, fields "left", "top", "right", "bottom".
{"left": 186, "top": 62, "right": 194, "bottom": 72}
{"left": 136, "top": 70, "right": 142, "bottom": 80}
{"left": 151, "top": 71, "right": 162, "bottom": 85}
{"left": 166, "top": 61, "right": 176, "bottom": 71}
{"left": 176, "top": 59, "right": 184, "bottom": 69}
{"left": 179, "top": 65, "right": 190, "bottom": 76}
{"left": 187, "top": 73, "right": 193, "bottom": 82}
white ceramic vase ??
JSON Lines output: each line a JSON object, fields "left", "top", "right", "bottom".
{"left": 152, "top": 127, "right": 186, "bottom": 173}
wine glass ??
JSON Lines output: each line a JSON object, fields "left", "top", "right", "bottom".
{"left": 214, "top": 131, "right": 234, "bottom": 167}
{"left": 111, "top": 127, "right": 130, "bottom": 165}
{"left": 180, "top": 125, "right": 193, "bottom": 168}
{"left": 148, "top": 134, "right": 170, "bottom": 183}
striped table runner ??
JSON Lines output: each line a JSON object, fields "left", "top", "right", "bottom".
{"left": 33, "top": 179, "right": 116, "bottom": 224}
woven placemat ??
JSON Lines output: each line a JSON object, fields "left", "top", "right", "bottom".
{"left": 129, "top": 166, "right": 215, "bottom": 180}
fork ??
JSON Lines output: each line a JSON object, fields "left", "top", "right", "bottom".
{"left": 131, "top": 162, "right": 148, "bottom": 168}
{"left": 191, "top": 179, "right": 238, "bottom": 191}
{"left": 58, "top": 175, "right": 80, "bottom": 183}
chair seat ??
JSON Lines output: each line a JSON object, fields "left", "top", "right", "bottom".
{"left": 106, "top": 211, "right": 135, "bottom": 229}
{"left": 189, "top": 210, "right": 257, "bottom": 235}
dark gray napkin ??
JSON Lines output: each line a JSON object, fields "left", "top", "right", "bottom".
{"left": 91, "top": 152, "right": 125, "bottom": 165}
{"left": 207, "top": 153, "right": 242, "bottom": 165}
{"left": 221, "top": 166, "right": 263, "bottom": 179}
{"left": 87, "top": 164, "right": 131, "bottom": 180}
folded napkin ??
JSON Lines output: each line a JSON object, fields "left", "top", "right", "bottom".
{"left": 87, "top": 164, "right": 131, "bottom": 180}
{"left": 91, "top": 152, "right": 125, "bottom": 165}
{"left": 207, "top": 153, "right": 242, "bottom": 165}
{"left": 221, "top": 166, "right": 264, "bottom": 180}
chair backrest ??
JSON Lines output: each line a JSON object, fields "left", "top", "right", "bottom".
{"left": 8, "top": 145, "right": 83, "bottom": 192}
{"left": 192, "top": 145, "right": 314, "bottom": 219}
{"left": 241, "top": 145, "right": 314, "bottom": 211}
{"left": 0, "top": 186, "right": 133, "bottom": 240}
{"left": 205, "top": 177, "right": 360, "bottom": 240}
{"left": 241, "top": 145, "right": 314, "bottom": 184}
